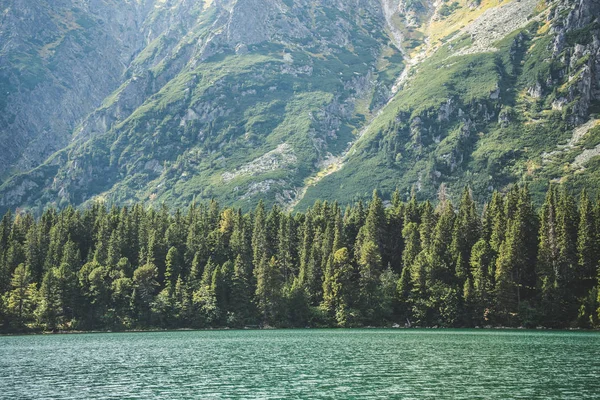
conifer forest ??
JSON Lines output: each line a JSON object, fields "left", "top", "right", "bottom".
{"left": 1, "top": 185, "right": 599, "bottom": 333}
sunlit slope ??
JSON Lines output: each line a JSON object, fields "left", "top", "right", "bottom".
{"left": 0, "top": 0, "right": 403, "bottom": 213}
{"left": 300, "top": 0, "right": 600, "bottom": 206}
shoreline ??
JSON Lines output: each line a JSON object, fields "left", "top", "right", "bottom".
{"left": 2, "top": 325, "right": 598, "bottom": 337}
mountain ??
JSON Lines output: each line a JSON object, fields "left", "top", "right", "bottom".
{"left": 0, "top": 0, "right": 152, "bottom": 176}
{"left": 300, "top": 0, "right": 600, "bottom": 207}
{"left": 0, "top": 0, "right": 598, "bottom": 213}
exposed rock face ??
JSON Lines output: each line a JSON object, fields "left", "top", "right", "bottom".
{"left": 0, "top": 0, "right": 157, "bottom": 176}
{"left": 551, "top": 0, "right": 600, "bottom": 124}
{"left": 0, "top": 0, "right": 397, "bottom": 213}
{"left": 226, "top": 0, "right": 309, "bottom": 46}
{"left": 452, "top": 0, "right": 540, "bottom": 56}
{"left": 222, "top": 143, "right": 297, "bottom": 183}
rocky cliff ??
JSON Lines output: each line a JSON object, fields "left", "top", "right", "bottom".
{"left": 0, "top": 0, "right": 157, "bottom": 176}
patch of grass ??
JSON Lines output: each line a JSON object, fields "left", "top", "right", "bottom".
{"left": 581, "top": 124, "right": 600, "bottom": 149}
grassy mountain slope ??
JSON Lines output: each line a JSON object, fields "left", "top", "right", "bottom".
{"left": 0, "top": 0, "right": 403, "bottom": 213}
{"left": 299, "top": 0, "right": 600, "bottom": 207}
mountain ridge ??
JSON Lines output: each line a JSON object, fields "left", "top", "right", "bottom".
{"left": 0, "top": 0, "right": 598, "bottom": 214}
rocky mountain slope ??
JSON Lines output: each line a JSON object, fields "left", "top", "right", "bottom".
{"left": 0, "top": 0, "right": 154, "bottom": 176}
{"left": 0, "top": 0, "right": 598, "bottom": 213}
{"left": 300, "top": 0, "right": 600, "bottom": 206}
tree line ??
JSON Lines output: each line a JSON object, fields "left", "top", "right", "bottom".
{"left": 0, "top": 184, "right": 599, "bottom": 332}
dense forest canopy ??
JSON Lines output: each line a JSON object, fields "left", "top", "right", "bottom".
{"left": 0, "top": 184, "right": 599, "bottom": 332}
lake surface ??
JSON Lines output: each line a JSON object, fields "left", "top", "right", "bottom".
{"left": 1, "top": 329, "right": 599, "bottom": 399}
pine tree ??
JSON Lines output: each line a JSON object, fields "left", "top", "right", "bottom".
{"left": 451, "top": 188, "right": 481, "bottom": 286}
{"left": 428, "top": 200, "right": 455, "bottom": 286}
{"left": 252, "top": 200, "right": 269, "bottom": 270}
{"left": 470, "top": 239, "right": 494, "bottom": 322}
{"left": 576, "top": 189, "right": 597, "bottom": 297}
{"left": 4, "top": 264, "right": 38, "bottom": 327}
{"left": 164, "top": 246, "right": 182, "bottom": 293}
{"left": 321, "top": 248, "right": 355, "bottom": 326}
{"left": 36, "top": 268, "right": 62, "bottom": 330}
{"left": 255, "top": 255, "right": 282, "bottom": 326}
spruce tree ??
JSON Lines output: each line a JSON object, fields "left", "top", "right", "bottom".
{"left": 36, "top": 268, "right": 62, "bottom": 330}
{"left": 451, "top": 187, "right": 481, "bottom": 288}
{"left": 385, "top": 189, "right": 404, "bottom": 273}
{"left": 0, "top": 210, "right": 14, "bottom": 292}
{"left": 0, "top": 184, "right": 597, "bottom": 331}
{"left": 358, "top": 240, "right": 382, "bottom": 323}
{"left": 398, "top": 222, "right": 420, "bottom": 309}
{"left": 164, "top": 246, "right": 182, "bottom": 293}
{"left": 255, "top": 255, "right": 282, "bottom": 326}
{"left": 231, "top": 255, "right": 253, "bottom": 326}
{"left": 470, "top": 239, "right": 494, "bottom": 322}
{"left": 536, "top": 186, "right": 561, "bottom": 325}
{"left": 277, "top": 214, "right": 296, "bottom": 283}
{"left": 133, "top": 263, "right": 159, "bottom": 326}
{"left": 4, "top": 264, "right": 37, "bottom": 327}
{"left": 488, "top": 191, "right": 506, "bottom": 255}
{"left": 251, "top": 200, "right": 269, "bottom": 270}
{"left": 321, "top": 248, "right": 355, "bottom": 327}
{"left": 577, "top": 190, "right": 597, "bottom": 297}
{"left": 428, "top": 200, "right": 455, "bottom": 286}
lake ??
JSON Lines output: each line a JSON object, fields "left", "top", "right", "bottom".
{"left": 1, "top": 329, "right": 599, "bottom": 399}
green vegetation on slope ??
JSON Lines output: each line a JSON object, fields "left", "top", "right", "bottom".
{"left": 302, "top": 8, "right": 600, "bottom": 208}
{"left": 0, "top": 2, "right": 405, "bottom": 215}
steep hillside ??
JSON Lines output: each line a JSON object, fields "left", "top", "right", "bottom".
{"left": 0, "top": 0, "right": 598, "bottom": 213}
{"left": 0, "top": 0, "right": 155, "bottom": 177}
{"left": 0, "top": 0, "right": 403, "bottom": 213}
{"left": 300, "top": 0, "right": 600, "bottom": 206}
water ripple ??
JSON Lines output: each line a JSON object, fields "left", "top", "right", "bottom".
{"left": 1, "top": 329, "right": 599, "bottom": 399}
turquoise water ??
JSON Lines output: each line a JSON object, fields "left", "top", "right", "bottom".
{"left": 1, "top": 329, "right": 599, "bottom": 399}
